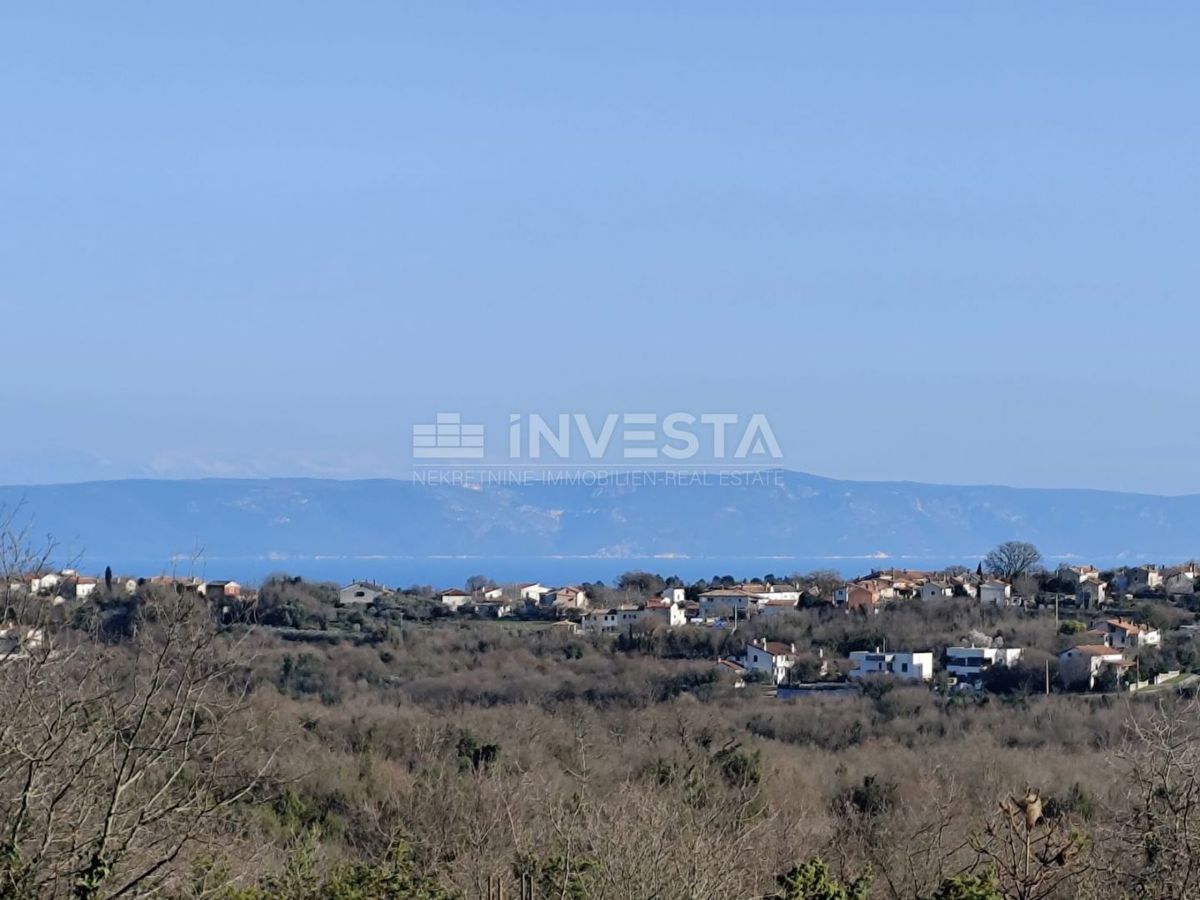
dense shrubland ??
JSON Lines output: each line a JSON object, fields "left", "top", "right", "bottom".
{"left": 4, "top": 559, "right": 1200, "bottom": 897}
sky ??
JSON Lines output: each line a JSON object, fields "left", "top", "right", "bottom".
{"left": 2, "top": 4, "right": 1198, "bottom": 493}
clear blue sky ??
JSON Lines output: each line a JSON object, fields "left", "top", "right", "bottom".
{"left": 2, "top": 4, "right": 1198, "bottom": 493}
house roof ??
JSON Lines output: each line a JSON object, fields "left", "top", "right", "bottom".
{"left": 1105, "top": 618, "right": 1154, "bottom": 634}
{"left": 734, "top": 582, "right": 796, "bottom": 594}
{"left": 754, "top": 641, "right": 796, "bottom": 657}
{"left": 441, "top": 589, "right": 470, "bottom": 596}
{"left": 1164, "top": 563, "right": 1199, "bottom": 577}
{"left": 861, "top": 569, "right": 933, "bottom": 589}
{"left": 1066, "top": 644, "right": 1123, "bottom": 657}
{"left": 848, "top": 580, "right": 885, "bottom": 592}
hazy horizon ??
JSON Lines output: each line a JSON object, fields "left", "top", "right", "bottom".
{"left": 6, "top": 468, "right": 1200, "bottom": 499}
{"left": 5, "top": 5, "right": 1199, "bottom": 492}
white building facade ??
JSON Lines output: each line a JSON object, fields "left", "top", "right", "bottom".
{"left": 944, "top": 646, "right": 1023, "bottom": 682}
{"left": 848, "top": 650, "right": 935, "bottom": 682}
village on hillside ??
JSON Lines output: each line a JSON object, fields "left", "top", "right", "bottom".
{"left": 8, "top": 546, "right": 1199, "bottom": 696}
{"left": 413, "top": 559, "right": 1191, "bottom": 695}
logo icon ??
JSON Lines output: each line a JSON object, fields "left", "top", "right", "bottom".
{"left": 412, "top": 413, "right": 485, "bottom": 459}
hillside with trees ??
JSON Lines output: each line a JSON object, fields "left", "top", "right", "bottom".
{"left": 4, "top": 527, "right": 1200, "bottom": 896}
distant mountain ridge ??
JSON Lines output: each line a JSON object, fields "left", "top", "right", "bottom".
{"left": 0, "top": 471, "right": 1198, "bottom": 566}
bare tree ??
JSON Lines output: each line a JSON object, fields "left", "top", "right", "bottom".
{"left": 1013, "top": 573, "right": 1041, "bottom": 604}
{"left": 1100, "top": 700, "right": 1200, "bottom": 899}
{"left": 964, "top": 788, "right": 1088, "bottom": 900}
{"left": 465, "top": 574, "right": 495, "bottom": 594}
{"left": 0, "top": 527, "right": 281, "bottom": 899}
{"left": 984, "top": 542, "right": 1043, "bottom": 581}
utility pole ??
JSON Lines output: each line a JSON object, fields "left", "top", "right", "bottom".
{"left": 1045, "top": 659, "right": 1050, "bottom": 696}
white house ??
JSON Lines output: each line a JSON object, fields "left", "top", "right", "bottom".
{"left": 979, "top": 580, "right": 1013, "bottom": 605}
{"left": 645, "top": 594, "right": 688, "bottom": 627}
{"left": 339, "top": 582, "right": 390, "bottom": 605}
{"left": 920, "top": 581, "right": 955, "bottom": 601}
{"left": 1059, "top": 645, "right": 1128, "bottom": 690}
{"left": 1095, "top": 618, "right": 1161, "bottom": 650}
{"left": 734, "top": 583, "right": 803, "bottom": 603}
{"left": 475, "top": 598, "right": 517, "bottom": 618}
{"left": 478, "top": 586, "right": 504, "bottom": 601}
{"left": 581, "top": 606, "right": 652, "bottom": 634}
{"left": 439, "top": 589, "right": 472, "bottom": 611}
{"left": 848, "top": 650, "right": 935, "bottom": 682}
{"left": 944, "top": 646, "right": 1023, "bottom": 683}
{"left": 742, "top": 639, "right": 798, "bottom": 685}
{"left": 697, "top": 589, "right": 755, "bottom": 619}
{"left": 583, "top": 598, "right": 686, "bottom": 633}
{"left": 74, "top": 577, "right": 98, "bottom": 599}
{"left": 31, "top": 572, "right": 61, "bottom": 595}
{"left": 659, "top": 587, "right": 686, "bottom": 605}
{"left": 518, "top": 582, "right": 549, "bottom": 602}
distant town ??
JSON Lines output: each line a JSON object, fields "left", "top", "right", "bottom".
{"left": 10, "top": 542, "right": 1198, "bottom": 696}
